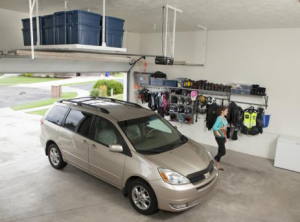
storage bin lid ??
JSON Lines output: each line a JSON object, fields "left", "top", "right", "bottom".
{"left": 105, "top": 16, "right": 125, "bottom": 22}
{"left": 68, "top": 10, "right": 102, "bottom": 17}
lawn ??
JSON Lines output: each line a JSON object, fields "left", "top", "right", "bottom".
{"left": 112, "top": 73, "right": 125, "bottom": 78}
{"left": 26, "top": 108, "right": 49, "bottom": 116}
{"left": 11, "top": 92, "right": 78, "bottom": 111}
{"left": 0, "top": 76, "right": 61, "bottom": 86}
{"left": 110, "top": 94, "right": 124, "bottom": 100}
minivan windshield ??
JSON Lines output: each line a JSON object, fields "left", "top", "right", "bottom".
{"left": 118, "top": 115, "right": 187, "bottom": 154}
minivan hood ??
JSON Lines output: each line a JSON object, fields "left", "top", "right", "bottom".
{"left": 143, "top": 139, "right": 212, "bottom": 176}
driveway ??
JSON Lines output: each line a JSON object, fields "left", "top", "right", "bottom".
{"left": 0, "top": 86, "right": 50, "bottom": 108}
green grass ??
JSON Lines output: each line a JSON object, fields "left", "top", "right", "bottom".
{"left": 0, "top": 76, "right": 61, "bottom": 86}
{"left": 11, "top": 92, "right": 78, "bottom": 111}
{"left": 26, "top": 108, "right": 49, "bottom": 116}
{"left": 110, "top": 94, "right": 124, "bottom": 100}
{"left": 61, "top": 81, "right": 96, "bottom": 86}
{"left": 112, "top": 73, "right": 125, "bottom": 78}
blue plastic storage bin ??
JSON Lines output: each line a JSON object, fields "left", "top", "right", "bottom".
{"left": 150, "top": 77, "right": 166, "bottom": 86}
{"left": 54, "top": 25, "right": 67, "bottom": 44}
{"left": 101, "top": 16, "right": 125, "bottom": 47}
{"left": 105, "top": 16, "right": 124, "bottom": 30}
{"left": 68, "top": 23, "right": 101, "bottom": 45}
{"left": 102, "top": 28, "right": 124, "bottom": 47}
{"left": 67, "top": 10, "right": 102, "bottom": 26}
{"left": 54, "top": 11, "right": 67, "bottom": 25}
{"left": 22, "top": 28, "right": 44, "bottom": 46}
{"left": 22, "top": 16, "right": 44, "bottom": 30}
{"left": 43, "top": 14, "right": 55, "bottom": 27}
{"left": 164, "top": 80, "right": 178, "bottom": 87}
{"left": 22, "top": 16, "right": 44, "bottom": 46}
{"left": 43, "top": 26, "right": 55, "bottom": 45}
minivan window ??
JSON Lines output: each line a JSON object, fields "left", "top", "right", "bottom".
{"left": 77, "top": 114, "right": 93, "bottom": 137}
{"left": 46, "top": 106, "right": 69, "bottom": 126}
{"left": 93, "top": 117, "right": 124, "bottom": 147}
{"left": 118, "top": 115, "right": 187, "bottom": 154}
{"left": 64, "top": 110, "right": 92, "bottom": 132}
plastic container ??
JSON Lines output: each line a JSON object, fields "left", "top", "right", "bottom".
{"left": 67, "top": 10, "right": 102, "bottom": 26}
{"left": 54, "top": 11, "right": 67, "bottom": 25}
{"left": 231, "top": 88, "right": 251, "bottom": 95}
{"left": 101, "top": 28, "right": 124, "bottom": 48}
{"left": 22, "top": 16, "right": 44, "bottom": 30}
{"left": 105, "top": 16, "right": 124, "bottom": 30}
{"left": 262, "top": 115, "right": 271, "bottom": 128}
{"left": 43, "top": 26, "right": 55, "bottom": 45}
{"left": 232, "top": 83, "right": 252, "bottom": 90}
{"left": 43, "top": 14, "right": 55, "bottom": 27}
{"left": 150, "top": 77, "right": 166, "bottom": 86}
{"left": 55, "top": 24, "right": 67, "bottom": 44}
{"left": 164, "top": 80, "right": 178, "bottom": 87}
{"left": 134, "top": 72, "right": 152, "bottom": 85}
{"left": 67, "top": 23, "right": 101, "bottom": 45}
{"left": 101, "top": 16, "right": 125, "bottom": 48}
{"left": 22, "top": 28, "right": 44, "bottom": 46}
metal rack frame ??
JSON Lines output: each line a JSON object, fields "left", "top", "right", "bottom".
{"left": 142, "top": 84, "right": 268, "bottom": 108}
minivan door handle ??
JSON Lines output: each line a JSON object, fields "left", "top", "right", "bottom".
{"left": 91, "top": 144, "right": 97, "bottom": 150}
{"left": 81, "top": 140, "right": 88, "bottom": 145}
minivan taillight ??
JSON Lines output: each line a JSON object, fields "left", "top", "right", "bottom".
{"left": 40, "top": 118, "right": 44, "bottom": 125}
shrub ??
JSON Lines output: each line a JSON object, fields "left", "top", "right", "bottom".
{"left": 46, "top": 75, "right": 50, "bottom": 78}
{"left": 93, "top": 80, "right": 123, "bottom": 96}
{"left": 90, "top": 89, "right": 100, "bottom": 97}
{"left": 23, "top": 73, "right": 33, "bottom": 77}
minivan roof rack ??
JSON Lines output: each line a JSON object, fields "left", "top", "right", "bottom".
{"left": 94, "top": 96, "right": 142, "bottom": 108}
{"left": 59, "top": 98, "right": 110, "bottom": 114}
{"left": 59, "top": 97, "right": 142, "bottom": 113}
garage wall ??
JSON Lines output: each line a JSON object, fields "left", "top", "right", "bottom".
{"left": 130, "top": 28, "right": 300, "bottom": 159}
{"left": 0, "top": 8, "right": 28, "bottom": 51}
{"left": 123, "top": 31, "right": 140, "bottom": 54}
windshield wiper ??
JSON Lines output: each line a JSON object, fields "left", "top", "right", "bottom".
{"left": 138, "top": 138, "right": 187, "bottom": 155}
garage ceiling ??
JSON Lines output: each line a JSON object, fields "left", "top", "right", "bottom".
{"left": 1, "top": 0, "right": 300, "bottom": 33}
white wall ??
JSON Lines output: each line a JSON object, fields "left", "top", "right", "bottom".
{"left": 0, "top": 8, "right": 28, "bottom": 52}
{"left": 130, "top": 28, "right": 300, "bottom": 159}
{"left": 123, "top": 31, "right": 140, "bottom": 54}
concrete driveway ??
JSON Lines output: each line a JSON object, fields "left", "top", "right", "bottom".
{"left": 0, "top": 86, "right": 50, "bottom": 108}
{"left": 1, "top": 107, "right": 300, "bottom": 222}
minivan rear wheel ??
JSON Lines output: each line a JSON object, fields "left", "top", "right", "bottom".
{"left": 128, "top": 179, "right": 158, "bottom": 215}
{"left": 48, "top": 144, "right": 67, "bottom": 169}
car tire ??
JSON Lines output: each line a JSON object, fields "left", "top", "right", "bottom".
{"left": 48, "top": 144, "right": 67, "bottom": 170}
{"left": 128, "top": 179, "right": 158, "bottom": 215}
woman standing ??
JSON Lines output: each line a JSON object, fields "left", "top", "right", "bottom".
{"left": 212, "top": 106, "right": 228, "bottom": 171}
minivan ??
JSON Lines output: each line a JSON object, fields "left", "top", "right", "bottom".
{"left": 40, "top": 97, "right": 219, "bottom": 215}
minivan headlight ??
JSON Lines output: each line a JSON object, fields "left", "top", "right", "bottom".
{"left": 158, "top": 168, "right": 190, "bottom": 185}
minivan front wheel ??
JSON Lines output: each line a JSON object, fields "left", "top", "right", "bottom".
{"left": 128, "top": 179, "right": 158, "bottom": 215}
{"left": 48, "top": 144, "right": 67, "bottom": 169}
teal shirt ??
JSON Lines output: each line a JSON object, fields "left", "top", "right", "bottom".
{"left": 212, "top": 116, "right": 228, "bottom": 137}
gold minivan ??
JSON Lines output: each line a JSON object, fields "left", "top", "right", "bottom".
{"left": 40, "top": 97, "right": 219, "bottom": 215}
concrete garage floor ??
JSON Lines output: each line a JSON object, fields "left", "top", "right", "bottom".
{"left": 0, "top": 108, "right": 300, "bottom": 222}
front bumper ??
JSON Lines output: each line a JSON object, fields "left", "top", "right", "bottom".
{"left": 150, "top": 167, "right": 219, "bottom": 212}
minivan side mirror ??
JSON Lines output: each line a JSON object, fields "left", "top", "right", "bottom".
{"left": 109, "top": 144, "right": 123, "bottom": 153}
{"left": 173, "top": 125, "right": 178, "bottom": 130}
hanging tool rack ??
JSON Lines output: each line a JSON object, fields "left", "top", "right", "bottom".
{"left": 141, "top": 84, "right": 269, "bottom": 124}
